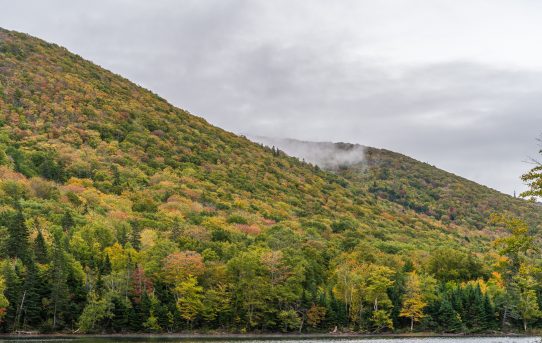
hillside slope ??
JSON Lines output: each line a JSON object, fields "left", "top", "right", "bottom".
{"left": 255, "top": 137, "right": 542, "bottom": 233}
{"left": 0, "top": 28, "right": 540, "bottom": 333}
{"left": 360, "top": 147, "right": 542, "bottom": 230}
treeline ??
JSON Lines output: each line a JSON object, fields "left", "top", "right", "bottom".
{"left": 0, "top": 203, "right": 540, "bottom": 334}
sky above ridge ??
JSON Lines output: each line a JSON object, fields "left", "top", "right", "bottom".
{"left": 2, "top": 0, "right": 542, "bottom": 195}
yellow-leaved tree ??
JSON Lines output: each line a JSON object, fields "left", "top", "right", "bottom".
{"left": 400, "top": 271, "right": 427, "bottom": 331}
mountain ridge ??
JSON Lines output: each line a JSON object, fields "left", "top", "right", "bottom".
{"left": 252, "top": 136, "right": 540, "bottom": 231}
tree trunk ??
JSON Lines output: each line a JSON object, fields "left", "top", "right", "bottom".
{"left": 523, "top": 319, "right": 527, "bottom": 332}
{"left": 53, "top": 302, "right": 57, "bottom": 329}
{"left": 410, "top": 317, "right": 414, "bottom": 331}
{"left": 13, "top": 290, "right": 26, "bottom": 332}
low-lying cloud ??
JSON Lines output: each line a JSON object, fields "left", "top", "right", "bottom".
{"left": 251, "top": 136, "right": 367, "bottom": 170}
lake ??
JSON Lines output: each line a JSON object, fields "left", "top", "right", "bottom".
{"left": 0, "top": 337, "right": 540, "bottom": 343}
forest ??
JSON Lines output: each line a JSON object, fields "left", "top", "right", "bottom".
{"left": 1, "top": 28, "right": 542, "bottom": 334}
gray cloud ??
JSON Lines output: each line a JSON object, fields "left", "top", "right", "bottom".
{"left": 1, "top": 0, "right": 541, "bottom": 195}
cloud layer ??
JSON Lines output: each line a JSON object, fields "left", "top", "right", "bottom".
{"left": 1, "top": 0, "right": 542, "bottom": 194}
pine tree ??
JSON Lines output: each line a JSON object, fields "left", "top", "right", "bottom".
{"left": 112, "top": 164, "right": 122, "bottom": 195}
{"left": 60, "top": 211, "right": 74, "bottom": 232}
{"left": 1, "top": 262, "right": 22, "bottom": 332}
{"left": 100, "top": 254, "right": 112, "bottom": 275}
{"left": 34, "top": 230, "right": 48, "bottom": 264}
{"left": 482, "top": 294, "right": 495, "bottom": 331}
{"left": 438, "top": 298, "right": 462, "bottom": 333}
{"left": 129, "top": 298, "right": 144, "bottom": 332}
{"left": 471, "top": 286, "right": 486, "bottom": 332}
{"left": 49, "top": 229, "right": 69, "bottom": 329}
{"left": 20, "top": 261, "right": 44, "bottom": 329}
{"left": 65, "top": 269, "right": 86, "bottom": 329}
{"left": 111, "top": 296, "right": 130, "bottom": 333}
{"left": 6, "top": 205, "right": 30, "bottom": 263}
{"left": 139, "top": 292, "right": 152, "bottom": 331}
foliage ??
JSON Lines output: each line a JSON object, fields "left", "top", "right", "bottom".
{"left": 0, "top": 28, "right": 542, "bottom": 334}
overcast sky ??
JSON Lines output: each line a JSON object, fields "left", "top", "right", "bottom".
{"left": 1, "top": 0, "right": 541, "bottom": 195}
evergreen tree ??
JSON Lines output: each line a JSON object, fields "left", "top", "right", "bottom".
{"left": 482, "top": 294, "right": 495, "bottom": 331}
{"left": 20, "top": 262, "right": 44, "bottom": 329}
{"left": 1, "top": 262, "right": 22, "bottom": 332}
{"left": 65, "top": 270, "right": 87, "bottom": 329}
{"left": 139, "top": 292, "right": 152, "bottom": 331}
{"left": 6, "top": 205, "right": 30, "bottom": 263}
{"left": 111, "top": 296, "right": 130, "bottom": 333}
{"left": 34, "top": 230, "right": 48, "bottom": 264}
{"left": 49, "top": 229, "right": 69, "bottom": 330}
{"left": 100, "top": 254, "right": 112, "bottom": 275}
{"left": 474, "top": 286, "right": 488, "bottom": 332}
{"left": 438, "top": 298, "right": 462, "bottom": 333}
{"left": 390, "top": 271, "right": 406, "bottom": 328}
{"left": 128, "top": 298, "right": 143, "bottom": 332}
{"left": 60, "top": 211, "right": 74, "bottom": 232}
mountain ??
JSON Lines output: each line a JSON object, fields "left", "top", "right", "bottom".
{"left": 253, "top": 137, "right": 542, "bottom": 232}
{"left": 0, "top": 28, "right": 540, "bottom": 334}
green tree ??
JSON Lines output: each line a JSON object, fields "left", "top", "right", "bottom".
{"left": 227, "top": 248, "right": 270, "bottom": 328}
{"left": 61, "top": 211, "right": 75, "bottom": 231}
{"left": 437, "top": 297, "right": 462, "bottom": 333}
{"left": 49, "top": 229, "right": 70, "bottom": 329}
{"left": 365, "top": 265, "right": 394, "bottom": 329}
{"left": 21, "top": 261, "right": 46, "bottom": 328}
{"left": 1, "top": 261, "right": 23, "bottom": 331}
{"left": 510, "top": 264, "right": 541, "bottom": 332}
{"left": 78, "top": 292, "right": 113, "bottom": 333}
{"left": 33, "top": 230, "right": 48, "bottom": 264}
{"left": 277, "top": 309, "right": 301, "bottom": 332}
{"left": 371, "top": 310, "right": 393, "bottom": 332}
{"left": 175, "top": 275, "right": 203, "bottom": 329}
{"left": 201, "top": 283, "right": 232, "bottom": 325}
{"left": 428, "top": 247, "right": 484, "bottom": 282}
{"left": 144, "top": 294, "right": 162, "bottom": 332}
{"left": 5, "top": 205, "right": 30, "bottom": 263}
{"left": 491, "top": 214, "right": 538, "bottom": 330}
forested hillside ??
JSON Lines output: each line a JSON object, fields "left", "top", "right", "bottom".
{"left": 253, "top": 138, "right": 542, "bottom": 233}
{"left": 0, "top": 28, "right": 541, "bottom": 334}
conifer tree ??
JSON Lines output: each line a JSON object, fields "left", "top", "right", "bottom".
{"left": 6, "top": 205, "right": 30, "bottom": 263}
{"left": 1, "top": 262, "right": 22, "bottom": 331}
{"left": 101, "top": 254, "right": 112, "bottom": 275}
{"left": 438, "top": 298, "right": 462, "bottom": 333}
{"left": 60, "top": 211, "right": 75, "bottom": 232}
{"left": 20, "top": 261, "right": 43, "bottom": 328}
{"left": 482, "top": 294, "right": 495, "bottom": 331}
{"left": 49, "top": 229, "right": 69, "bottom": 329}
{"left": 34, "top": 230, "right": 48, "bottom": 264}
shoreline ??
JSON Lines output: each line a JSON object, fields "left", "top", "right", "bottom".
{"left": 0, "top": 332, "right": 536, "bottom": 340}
